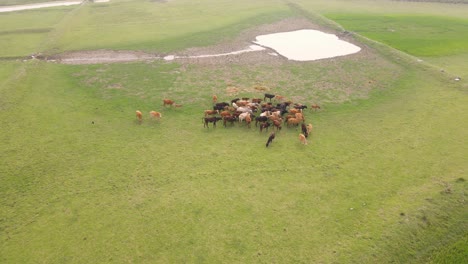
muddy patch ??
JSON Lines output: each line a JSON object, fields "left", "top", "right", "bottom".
{"left": 51, "top": 50, "right": 161, "bottom": 64}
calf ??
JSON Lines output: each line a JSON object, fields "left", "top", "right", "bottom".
{"left": 203, "top": 117, "right": 222, "bottom": 128}
{"left": 212, "top": 95, "right": 218, "bottom": 104}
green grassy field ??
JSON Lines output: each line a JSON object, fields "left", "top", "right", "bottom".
{"left": 1, "top": 0, "right": 467, "bottom": 263}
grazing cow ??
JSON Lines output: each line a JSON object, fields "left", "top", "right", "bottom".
{"left": 245, "top": 114, "right": 252, "bottom": 128}
{"left": 203, "top": 116, "right": 222, "bottom": 128}
{"left": 289, "top": 108, "right": 301, "bottom": 115}
{"left": 214, "top": 102, "right": 229, "bottom": 111}
{"left": 299, "top": 133, "right": 308, "bottom": 145}
{"left": 295, "top": 112, "right": 304, "bottom": 122}
{"left": 237, "top": 106, "right": 253, "bottom": 114}
{"left": 220, "top": 111, "right": 232, "bottom": 118}
{"left": 275, "top": 95, "right": 286, "bottom": 102}
{"left": 236, "top": 100, "right": 249, "bottom": 106}
{"left": 223, "top": 116, "right": 237, "bottom": 127}
{"left": 311, "top": 104, "right": 321, "bottom": 111}
{"left": 149, "top": 111, "right": 162, "bottom": 120}
{"left": 287, "top": 118, "right": 301, "bottom": 127}
{"left": 231, "top": 98, "right": 240, "bottom": 103}
{"left": 163, "top": 99, "right": 175, "bottom": 107}
{"left": 264, "top": 93, "right": 275, "bottom": 102}
{"left": 255, "top": 116, "right": 268, "bottom": 126}
{"left": 204, "top": 109, "right": 219, "bottom": 116}
{"left": 301, "top": 123, "right": 308, "bottom": 138}
{"left": 212, "top": 95, "right": 218, "bottom": 104}
{"left": 266, "top": 132, "right": 275, "bottom": 147}
{"left": 136, "top": 110, "right": 143, "bottom": 122}
{"left": 238, "top": 112, "right": 250, "bottom": 123}
{"left": 252, "top": 98, "right": 262, "bottom": 104}
{"left": 259, "top": 122, "right": 270, "bottom": 132}
{"left": 294, "top": 104, "right": 308, "bottom": 110}
{"left": 273, "top": 119, "right": 282, "bottom": 131}
{"left": 307, "top": 123, "right": 313, "bottom": 134}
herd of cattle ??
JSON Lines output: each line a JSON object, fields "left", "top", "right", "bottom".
{"left": 136, "top": 93, "right": 320, "bottom": 147}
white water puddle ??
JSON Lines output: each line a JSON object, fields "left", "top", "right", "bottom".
{"left": 0, "top": 0, "right": 109, "bottom": 13}
{"left": 254, "top": 29, "right": 361, "bottom": 61}
{"left": 164, "top": 45, "right": 266, "bottom": 61}
{"left": 164, "top": 29, "right": 360, "bottom": 62}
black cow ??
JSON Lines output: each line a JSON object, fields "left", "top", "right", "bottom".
{"left": 259, "top": 122, "right": 271, "bottom": 132}
{"left": 294, "top": 104, "right": 308, "bottom": 110}
{"left": 213, "top": 102, "right": 229, "bottom": 111}
{"left": 301, "top": 123, "right": 309, "bottom": 138}
{"left": 264, "top": 93, "right": 275, "bottom": 102}
{"left": 203, "top": 117, "right": 222, "bottom": 128}
{"left": 266, "top": 132, "right": 276, "bottom": 147}
{"left": 255, "top": 116, "right": 268, "bottom": 127}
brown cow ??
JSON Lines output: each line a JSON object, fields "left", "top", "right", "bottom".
{"left": 220, "top": 111, "right": 232, "bottom": 118}
{"left": 275, "top": 95, "right": 286, "bottom": 102}
{"left": 212, "top": 95, "right": 218, "bottom": 104}
{"left": 136, "top": 110, "right": 143, "bottom": 122}
{"left": 299, "top": 133, "right": 308, "bottom": 145}
{"left": 204, "top": 109, "right": 219, "bottom": 116}
{"left": 149, "top": 111, "right": 162, "bottom": 120}
{"left": 306, "top": 123, "right": 313, "bottom": 134}
{"left": 163, "top": 99, "right": 175, "bottom": 107}
{"left": 295, "top": 112, "right": 304, "bottom": 122}
{"left": 273, "top": 119, "right": 282, "bottom": 131}
{"left": 245, "top": 113, "right": 252, "bottom": 128}
{"left": 311, "top": 104, "right": 321, "bottom": 111}
{"left": 289, "top": 108, "right": 301, "bottom": 115}
{"left": 287, "top": 118, "right": 301, "bottom": 127}
{"left": 223, "top": 116, "right": 237, "bottom": 127}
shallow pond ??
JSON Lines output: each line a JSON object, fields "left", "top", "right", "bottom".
{"left": 165, "top": 29, "right": 360, "bottom": 62}
{"left": 253, "top": 29, "right": 361, "bottom": 61}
